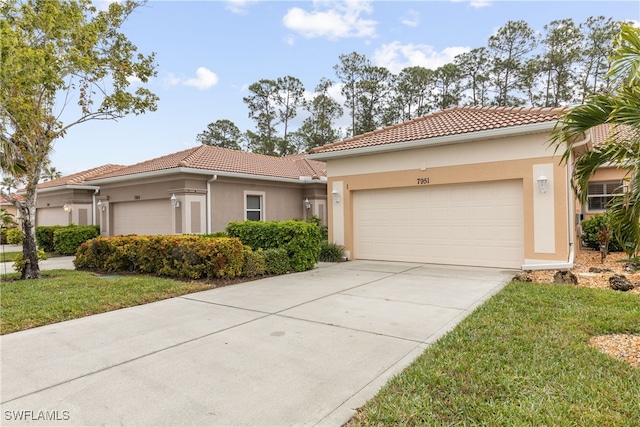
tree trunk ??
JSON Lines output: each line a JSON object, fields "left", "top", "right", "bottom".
{"left": 21, "top": 212, "right": 40, "bottom": 279}
{"left": 17, "top": 163, "right": 43, "bottom": 280}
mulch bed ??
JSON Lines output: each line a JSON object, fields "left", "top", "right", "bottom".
{"left": 523, "top": 249, "right": 639, "bottom": 369}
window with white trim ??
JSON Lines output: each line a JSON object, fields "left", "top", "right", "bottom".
{"left": 244, "top": 192, "right": 265, "bottom": 221}
{"left": 587, "top": 180, "right": 623, "bottom": 211}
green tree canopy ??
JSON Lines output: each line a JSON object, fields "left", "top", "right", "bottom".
{"left": 551, "top": 24, "right": 640, "bottom": 259}
{"left": 196, "top": 119, "right": 243, "bottom": 150}
{"left": 0, "top": 0, "right": 158, "bottom": 279}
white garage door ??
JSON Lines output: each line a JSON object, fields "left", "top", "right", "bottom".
{"left": 36, "top": 208, "right": 69, "bottom": 226}
{"left": 354, "top": 181, "right": 524, "bottom": 268}
{"left": 112, "top": 200, "right": 172, "bottom": 236}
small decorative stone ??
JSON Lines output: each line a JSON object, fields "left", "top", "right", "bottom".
{"left": 554, "top": 270, "right": 578, "bottom": 285}
{"left": 609, "top": 274, "right": 635, "bottom": 292}
{"left": 513, "top": 272, "right": 532, "bottom": 282}
{"left": 622, "top": 263, "right": 638, "bottom": 273}
{"left": 589, "top": 267, "right": 613, "bottom": 273}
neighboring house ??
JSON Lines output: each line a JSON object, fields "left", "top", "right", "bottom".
{"left": 74, "top": 146, "right": 327, "bottom": 236}
{"left": 34, "top": 164, "right": 126, "bottom": 227}
{"left": 1, "top": 196, "right": 17, "bottom": 218}
{"left": 309, "top": 106, "right": 628, "bottom": 270}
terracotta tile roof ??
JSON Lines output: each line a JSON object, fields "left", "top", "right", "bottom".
{"left": 37, "top": 164, "right": 127, "bottom": 189}
{"left": 310, "top": 106, "right": 567, "bottom": 154}
{"left": 591, "top": 123, "right": 636, "bottom": 146}
{"left": 88, "top": 146, "right": 327, "bottom": 181}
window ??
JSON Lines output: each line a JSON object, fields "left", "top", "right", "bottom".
{"left": 587, "top": 180, "right": 623, "bottom": 211}
{"left": 245, "top": 192, "right": 265, "bottom": 221}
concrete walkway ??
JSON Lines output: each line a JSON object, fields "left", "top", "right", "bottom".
{"left": 0, "top": 244, "right": 75, "bottom": 274}
{"left": 0, "top": 260, "right": 515, "bottom": 426}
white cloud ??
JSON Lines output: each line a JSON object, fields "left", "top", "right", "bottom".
{"left": 183, "top": 67, "right": 219, "bottom": 90}
{"left": 126, "top": 75, "right": 142, "bottom": 85}
{"left": 401, "top": 10, "right": 420, "bottom": 27}
{"left": 163, "top": 68, "right": 219, "bottom": 90}
{"left": 373, "top": 42, "right": 470, "bottom": 73}
{"left": 225, "top": 0, "right": 256, "bottom": 14}
{"left": 469, "top": 1, "right": 491, "bottom": 8}
{"left": 282, "top": 0, "right": 377, "bottom": 40}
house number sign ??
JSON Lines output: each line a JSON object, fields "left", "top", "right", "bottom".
{"left": 416, "top": 177, "right": 430, "bottom": 185}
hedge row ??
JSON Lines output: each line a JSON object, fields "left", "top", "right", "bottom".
{"left": 226, "top": 220, "right": 321, "bottom": 272}
{"left": 75, "top": 235, "right": 247, "bottom": 280}
{"left": 35, "top": 225, "right": 100, "bottom": 254}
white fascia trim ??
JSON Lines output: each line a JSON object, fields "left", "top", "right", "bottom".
{"left": 308, "top": 121, "right": 557, "bottom": 161}
{"left": 87, "top": 167, "right": 327, "bottom": 185}
{"left": 25, "top": 184, "right": 101, "bottom": 195}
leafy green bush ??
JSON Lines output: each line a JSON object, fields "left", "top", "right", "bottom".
{"left": 319, "top": 241, "right": 345, "bottom": 262}
{"left": 12, "top": 248, "right": 48, "bottom": 272}
{"left": 242, "top": 247, "right": 266, "bottom": 277}
{"left": 36, "top": 225, "right": 64, "bottom": 252}
{"left": 74, "top": 235, "right": 247, "bottom": 280}
{"left": 53, "top": 225, "right": 100, "bottom": 255}
{"left": 226, "top": 220, "right": 321, "bottom": 272}
{"left": 5, "top": 227, "right": 23, "bottom": 244}
{"left": 580, "top": 214, "right": 624, "bottom": 252}
{"left": 263, "top": 248, "right": 291, "bottom": 274}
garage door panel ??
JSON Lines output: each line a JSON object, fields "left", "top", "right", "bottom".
{"left": 354, "top": 181, "right": 524, "bottom": 269}
{"left": 113, "top": 200, "right": 172, "bottom": 236}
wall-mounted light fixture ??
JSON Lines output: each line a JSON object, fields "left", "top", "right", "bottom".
{"left": 96, "top": 200, "right": 106, "bottom": 212}
{"left": 537, "top": 173, "right": 548, "bottom": 194}
{"left": 331, "top": 189, "right": 340, "bottom": 203}
{"left": 304, "top": 198, "right": 311, "bottom": 210}
{"left": 63, "top": 203, "right": 71, "bottom": 212}
{"left": 170, "top": 193, "right": 180, "bottom": 208}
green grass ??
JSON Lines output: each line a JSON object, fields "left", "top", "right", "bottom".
{"left": 0, "top": 270, "right": 218, "bottom": 334}
{"left": 0, "top": 251, "right": 21, "bottom": 263}
{"left": 349, "top": 282, "right": 640, "bottom": 426}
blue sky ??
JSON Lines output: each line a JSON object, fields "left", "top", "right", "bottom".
{"left": 49, "top": 0, "right": 640, "bottom": 176}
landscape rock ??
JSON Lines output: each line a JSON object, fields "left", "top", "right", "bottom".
{"left": 554, "top": 270, "right": 578, "bottom": 285}
{"left": 609, "top": 274, "right": 635, "bottom": 292}
{"left": 589, "top": 267, "right": 613, "bottom": 273}
{"left": 513, "top": 272, "right": 532, "bottom": 282}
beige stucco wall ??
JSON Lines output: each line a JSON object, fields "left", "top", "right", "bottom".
{"left": 35, "top": 188, "right": 96, "bottom": 226}
{"left": 95, "top": 173, "right": 327, "bottom": 236}
{"left": 325, "top": 132, "right": 571, "bottom": 267}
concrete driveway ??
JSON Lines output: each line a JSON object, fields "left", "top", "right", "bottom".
{"left": 1, "top": 260, "right": 514, "bottom": 426}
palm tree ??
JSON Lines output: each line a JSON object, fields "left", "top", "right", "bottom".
{"left": 551, "top": 24, "right": 640, "bottom": 259}
{"left": 41, "top": 165, "right": 62, "bottom": 182}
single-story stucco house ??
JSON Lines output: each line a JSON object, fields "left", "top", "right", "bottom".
{"left": 32, "top": 146, "right": 327, "bottom": 236}
{"left": 308, "top": 106, "right": 628, "bottom": 271}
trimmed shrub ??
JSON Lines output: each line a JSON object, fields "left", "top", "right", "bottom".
{"left": 36, "top": 225, "right": 64, "bottom": 252}
{"left": 74, "top": 235, "right": 247, "bottom": 280}
{"left": 53, "top": 225, "right": 100, "bottom": 255}
{"left": 263, "top": 248, "right": 291, "bottom": 275}
{"left": 242, "top": 247, "right": 266, "bottom": 277}
{"left": 319, "top": 241, "right": 345, "bottom": 262}
{"left": 581, "top": 214, "right": 624, "bottom": 252}
{"left": 6, "top": 227, "right": 23, "bottom": 245}
{"left": 226, "top": 220, "right": 321, "bottom": 272}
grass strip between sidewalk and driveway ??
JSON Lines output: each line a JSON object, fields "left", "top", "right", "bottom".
{"left": 348, "top": 281, "right": 640, "bottom": 426}
{"left": 0, "top": 270, "right": 218, "bottom": 335}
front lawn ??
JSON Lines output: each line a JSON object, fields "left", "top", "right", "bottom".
{"left": 0, "top": 251, "right": 21, "bottom": 263}
{"left": 0, "top": 270, "right": 220, "bottom": 334}
{"left": 348, "top": 281, "right": 640, "bottom": 426}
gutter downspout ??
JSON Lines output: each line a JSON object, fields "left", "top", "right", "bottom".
{"left": 522, "top": 132, "right": 591, "bottom": 271}
{"left": 206, "top": 175, "right": 217, "bottom": 234}
{"left": 92, "top": 189, "right": 99, "bottom": 226}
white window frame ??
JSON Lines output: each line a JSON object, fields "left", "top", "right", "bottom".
{"left": 587, "top": 180, "right": 624, "bottom": 212}
{"left": 244, "top": 191, "right": 265, "bottom": 221}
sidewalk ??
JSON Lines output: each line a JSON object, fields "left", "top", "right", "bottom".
{"left": 0, "top": 244, "right": 75, "bottom": 273}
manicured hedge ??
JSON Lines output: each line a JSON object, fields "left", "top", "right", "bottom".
{"left": 74, "top": 235, "right": 248, "bottom": 280}
{"left": 226, "top": 220, "right": 321, "bottom": 272}
{"left": 5, "top": 228, "right": 23, "bottom": 245}
{"left": 53, "top": 225, "right": 100, "bottom": 255}
{"left": 36, "top": 226, "right": 64, "bottom": 252}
